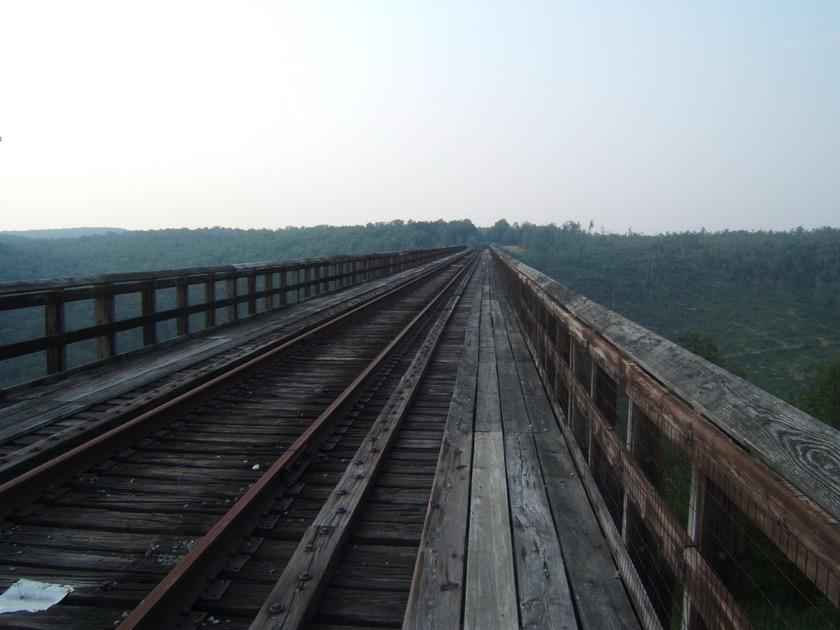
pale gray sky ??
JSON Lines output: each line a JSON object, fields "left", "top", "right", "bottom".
{"left": 1, "top": 1, "right": 838, "bottom": 234}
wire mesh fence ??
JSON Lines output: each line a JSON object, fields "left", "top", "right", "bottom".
{"left": 494, "top": 247, "right": 840, "bottom": 630}
{"left": 0, "top": 247, "right": 464, "bottom": 392}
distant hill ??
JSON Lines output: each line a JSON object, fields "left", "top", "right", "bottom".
{"left": 0, "top": 227, "right": 127, "bottom": 240}
{"left": 492, "top": 221, "right": 840, "bottom": 401}
{"left": 1, "top": 219, "right": 838, "bottom": 403}
{"left": 0, "top": 221, "right": 482, "bottom": 281}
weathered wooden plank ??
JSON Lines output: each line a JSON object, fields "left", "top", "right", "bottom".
{"left": 474, "top": 362, "right": 500, "bottom": 433}
{"left": 517, "top": 372, "right": 646, "bottom": 628}
{"left": 497, "top": 249, "right": 840, "bottom": 523}
{"left": 504, "top": 247, "right": 840, "bottom": 611}
{"left": 0, "top": 269, "right": 398, "bottom": 448}
{"left": 478, "top": 277, "right": 496, "bottom": 363}
{"left": 403, "top": 256, "right": 484, "bottom": 629}
{"left": 491, "top": 258, "right": 655, "bottom": 628}
{"left": 475, "top": 276, "right": 502, "bottom": 434}
{"left": 496, "top": 359, "right": 531, "bottom": 433}
{"left": 248, "top": 271, "right": 464, "bottom": 629}
{"left": 401, "top": 426, "right": 474, "bottom": 626}
{"left": 315, "top": 587, "right": 409, "bottom": 626}
{"left": 466, "top": 273, "right": 517, "bottom": 628}
{"left": 492, "top": 274, "right": 640, "bottom": 629}
{"left": 503, "top": 430, "right": 576, "bottom": 628}
{"left": 0, "top": 248, "right": 460, "bottom": 408}
{"left": 464, "top": 430, "right": 518, "bottom": 629}
{"left": 328, "top": 543, "right": 418, "bottom": 590}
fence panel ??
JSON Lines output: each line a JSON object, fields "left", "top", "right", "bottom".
{"left": 492, "top": 247, "right": 840, "bottom": 629}
{"left": 0, "top": 247, "right": 464, "bottom": 391}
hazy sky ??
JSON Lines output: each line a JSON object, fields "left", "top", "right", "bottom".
{"left": 2, "top": 2, "right": 838, "bottom": 234}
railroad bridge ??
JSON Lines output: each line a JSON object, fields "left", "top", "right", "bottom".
{"left": 0, "top": 247, "right": 837, "bottom": 629}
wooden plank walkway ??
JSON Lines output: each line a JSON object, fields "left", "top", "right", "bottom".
{"left": 1, "top": 253, "right": 643, "bottom": 628}
{"left": 406, "top": 257, "right": 640, "bottom": 629}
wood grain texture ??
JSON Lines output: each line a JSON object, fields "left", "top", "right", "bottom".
{"left": 465, "top": 430, "right": 518, "bottom": 630}
{"left": 497, "top": 248, "right": 840, "bottom": 523}
{"left": 464, "top": 261, "right": 518, "bottom": 628}
{"left": 497, "top": 286, "right": 645, "bottom": 629}
{"left": 404, "top": 257, "right": 485, "bottom": 629}
{"left": 249, "top": 255, "right": 467, "bottom": 629}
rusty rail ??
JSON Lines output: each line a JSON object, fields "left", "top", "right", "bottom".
{"left": 118, "top": 252, "right": 478, "bottom": 629}
{"left": 0, "top": 247, "right": 465, "bottom": 391}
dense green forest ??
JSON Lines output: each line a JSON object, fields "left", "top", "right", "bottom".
{"left": 491, "top": 221, "right": 840, "bottom": 402}
{"left": 2, "top": 220, "right": 839, "bottom": 418}
{"left": 0, "top": 221, "right": 481, "bottom": 280}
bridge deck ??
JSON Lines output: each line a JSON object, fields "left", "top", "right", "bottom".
{"left": 0, "top": 253, "right": 640, "bottom": 628}
{"left": 406, "top": 257, "right": 638, "bottom": 628}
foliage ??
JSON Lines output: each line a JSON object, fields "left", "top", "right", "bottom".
{"left": 678, "top": 332, "right": 722, "bottom": 364}
{"left": 3, "top": 220, "right": 839, "bottom": 405}
{"left": 678, "top": 331, "right": 747, "bottom": 379}
{"left": 497, "top": 224, "right": 840, "bottom": 401}
{"left": 0, "top": 220, "right": 483, "bottom": 281}
{"left": 792, "top": 355, "right": 840, "bottom": 430}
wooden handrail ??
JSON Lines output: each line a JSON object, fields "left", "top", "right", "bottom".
{"left": 0, "top": 247, "right": 465, "bottom": 391}
{"left": 492, "top": 246, "right": 840, "bottom": 628}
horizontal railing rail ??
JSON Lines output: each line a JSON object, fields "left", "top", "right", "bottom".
{"left": 0, "top": 246, "right": 465, "bottom": 392}
{"left": 492, "top": 246, "right": 840, "bottom": 630}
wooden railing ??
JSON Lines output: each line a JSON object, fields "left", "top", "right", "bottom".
{"left": 493, "top": 247, "right": 840, "bottom": 629}
{"left": 0, "top": 247, "right": 465, "bottom": 392}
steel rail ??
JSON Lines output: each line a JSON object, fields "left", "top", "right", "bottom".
{"left": 250, "top": 252, "right": 477, "bottom": 628}
{"left": 0, "top": 252, "right": 472, "bottom": 515}
{"left": 117, "top": 252, "right": 479, "bottom": 630}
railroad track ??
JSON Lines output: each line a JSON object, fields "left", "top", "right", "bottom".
{"left": 0, "top": 250, "right": 482, "bottom": 629}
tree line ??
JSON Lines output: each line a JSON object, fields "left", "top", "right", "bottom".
{"left": 2, "top": 219, "right": 838, "bottom": 426}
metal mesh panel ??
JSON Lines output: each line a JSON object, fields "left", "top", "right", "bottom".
{"left": 113, "top": 292, "right": 141, "bottom": 322}
{"left": 115, "top": 329, "right": 143, "bottom": 355}
{"left": 65, "top": 339, "right": 96, "bottom": 369}
{"left": 0, "top": 354, "right": 45, "bottom": 388}
{"left": 697, "top": 477, "right": 840, "bottom": 629}
{"left": 156, "top": 319, "right": 178, "bottom": 343}
{"left": 0, "top": 306, "right": 43, "bottom": 344}
{"left": 624, "top": 503, "right": 684, "bottom": 628}
{"left": 65, "top": 299, "right": 94, "bottom": 331}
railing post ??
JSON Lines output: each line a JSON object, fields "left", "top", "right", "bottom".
{"left": 175, "top": 279, "right": 188, "bottom": 336}
{"left": 299, "top": 266, "right": 307, "bottom": 301}
{"left": 44, "top": 296, "right": 65, "bottom": 374}
{"left": 246, "top": 273, "right": 257, "bottom": 316}
{"left": 142, "top": 284, "right": 156, "bottom": 346}
{"left": 683, "top": 467, "right": 707, "bottom": 630}
{"left": 226, "top": 277, "right": 236, "bottom": 322}
{"left": 204, "top": 279, "right": 216, "bottom": 328}
{"left": 95, "top": 291, "right": 115, "bottom": 360}
{"left": 264, "top": 271, "right": 273, "bottom": 311}
{"left": 278, "top": 269, "right": 287, "bottom": 307}
{"left": 313, "top": 264, "right": 321, "bottom": 297}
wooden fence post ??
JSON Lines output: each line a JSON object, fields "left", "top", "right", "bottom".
{"left": 175, "top": 280, "right": 188, "bottom": 336}
{"left": 204, "top": 279, "right": 216, "bottom": 328}
{"left": 45, "top": 297, "right": 65, "bottom": 374}
{"left": 94, "top": 292, "right": 115, "bottom": 360}
{"left": 142, "top": 284, "right": 156, "bottom": 346}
